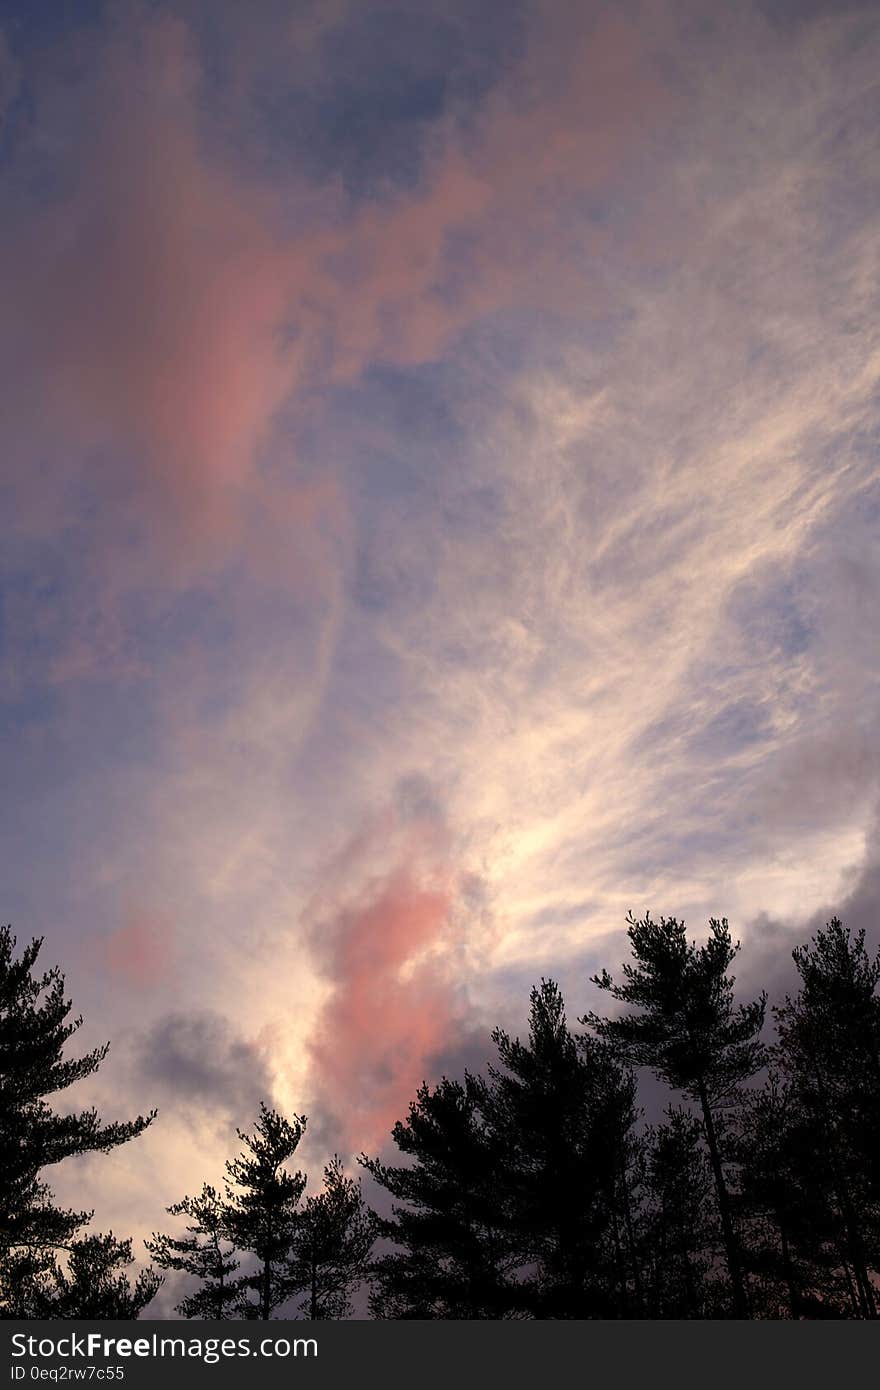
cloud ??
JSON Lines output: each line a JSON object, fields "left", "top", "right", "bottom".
{"left": 4, "top": 0, "right": 880, "bottom": 1257}
{"left": 316, "top": 0, "right": 880, "bottom": 992}
{"left": 1, "top": 3, "right": 669, "bottom": 561}
{"left": 100, "top": 908, "right": 175, "bottom": 989}
{"left": 1, "top": 12, "right": 318, "bottom": 545}
{"left": 134, "top": 1008, "right": 273, "bottom": 1125}
{"left": 738, "top": 798, "right": 880, "bottom": 1006}
{"left": 320, "top": 8, "right": 671, "bottom": 370}
{"left": 302, "top": 791, "right": 484, "bottom": 1152}
{"left": 0, "top": 0, "right": 673, "bottom": 754}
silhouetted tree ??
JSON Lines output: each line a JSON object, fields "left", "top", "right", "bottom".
{"left": 146, "top": 1184, "right": 241, "bottom": 1319}
{"left": 288, "top": 1158, "right": 377, "bottom": 1319}
{"left": 642, "top": 1108, "right": 715, "bottom": 1317}
{"left": 6, "top": 1234, "right": 161, "bottom": 1319}
{"left": 362, "top": 1075, "right": 516, "bottom": 1318}
{"left": 773, "top": 918, "right": 880, "bottom": 1317}
{"left": 224, "top": 1104, "right": 306, "bottom": 1319}
{"left": 592, "top": 1038, "right": 647, "bottom": 1317}
{"left": 0, "top": 925, "right": 156, "bottom": 1318}
{"left": 585, "top": 912, "right": 766, "bottom": 1317}
{"left": 484, "top": 980, "right": 640, "bottom": 1318}
{"left": 9, "top": 905, "right": 880, "bottom": 1323}
{"left": 734, "top": 1074, "right": 846, "bottom": 1318}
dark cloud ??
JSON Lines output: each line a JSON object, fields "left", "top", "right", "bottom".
{"left": 828, "top": 844, "right": 880, "bottom": 948}
{"left": 739, "top": 810, "right": 880, "bottom": 1009}
{"left": 394, "top": 770, "right": 446, "bottom": 825}
{"left": 133, "top": 1010, "right": 272, "bottom": 1125}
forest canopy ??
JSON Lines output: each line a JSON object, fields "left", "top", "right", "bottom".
{"left": 1, "top": 914, "right": 878, "bottom": 1320}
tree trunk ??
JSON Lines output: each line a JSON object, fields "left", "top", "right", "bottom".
{"left": 680, "top": 1243, "right": 698, "bottom": 1319}
{"left": 618, "top": 1159, "right": 645, "bottom": 1316}
{"left": 262, "top": 1258, "right": 271, "bottom": 1320}
{"left": 777, "top": 1218, "right": 798, "bottom": 1319}
{"left": 696, "top": 1078, "right": 750, "bottom": 1318}
{"left": 837, "top": 1248, "right": 861, "bottom": 1319}
{"left": 609, "top": 1203, "right": 627, "bottom": 1318}
{"left": 807, "top": 1055, "right": 876, "bottom": 1318}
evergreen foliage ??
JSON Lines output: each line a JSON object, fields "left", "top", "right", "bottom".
{"left": 641, "top": 1108, "right": 715, "bottom": 1317}
{"left": 0, "top": 925, "right": 157, "bottom": 1319}
{"left": 584, "top": 912, "right": 766, "bottom": 1316}
{"left": 773, "top": 919, "right": 880, "bottom": 1318}
{"left": 365, "top": 982, "right": 642, "bottom": 1318}
{"left": 223, "top": 1104, "right": 307, "bottom": 1319}
{"left": 363, "top": 1074, "right": 515, "bottom": 1318}
{"left": 146, "top": 1184, "right": 240, "bottom": 1319}
{"left": 5, "top": 1234, "right": 161, "bottom": 1319}
{"left": 6, "top": 912, "right": 880, "bottom": 1320}
{"left": 484, "top": 981, "right": 640, "bottom": 1317}
{"left": 288, "top": 1157, "right": 378, "bottom": 1319}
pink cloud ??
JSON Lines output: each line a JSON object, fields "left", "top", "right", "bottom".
{"left": 3, "top": 14, "right": 312, "bottom": 542}
{"left": 0, "top": 5, "right": 673, "bottom": 695}
{"left": 2, "top": 5, "right": 669, "bottom": 558}
{"left": 328, "top": 10, "right": 672, "bottom": 368}
{"left": 307, "top": 864, "right": 459, "bottom": 1152}
{"left": 301, "top": 793, "right": 478, "bottom": 1151}
{"left": 102, "top": 908, "right": 175, "bottom": 988}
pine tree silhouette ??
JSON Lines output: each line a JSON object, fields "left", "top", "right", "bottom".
{"left": 288, "top": 1157, "right": 377, "bottom": 1319}
{"left": 642, "top": 1108, "right": 715, "bottom": 1317}
{"left": 365, "top": 981, "right": 640, "bottom": 1319}
{"left": 362, "top": 1075, "right": 516, "bottom": 1318}
{"left": 734, "top": 1073, "right": 847, "bottom": 1317}
{"left": 7, "top": 907, "right": 878, "bottom": 1322}
{"left": 584, "top": 912, "right": 766, "bottom": 1318}
{"left": 773, "top": 918, "right": 880, "bottom": 1318}
{"left": 0, "top": 924, "right": 157, "bottom": 1318}
{"left": 484, "top": 980, "right": 639, "bottom": 1318}
{"left": 223, "top": 1103, "right": 306, "bottom": 1319}
{"left": 146, "top": 1184, "right": 241, "bottom": 1319}
{"left": 5, "top": 1234, "right": 161, "bottom": 1319}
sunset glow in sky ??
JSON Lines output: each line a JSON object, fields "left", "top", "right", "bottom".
{"left": 2, "top": 0, "right": 879, "bottom": 1271}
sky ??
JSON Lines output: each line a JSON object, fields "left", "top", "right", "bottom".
{"left": 1, "top": 0, "right": 879, "bottom": 1289}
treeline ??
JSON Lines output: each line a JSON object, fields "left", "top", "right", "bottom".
{"left": 1, "top": 913, "right": 878, "bottom": 1319}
